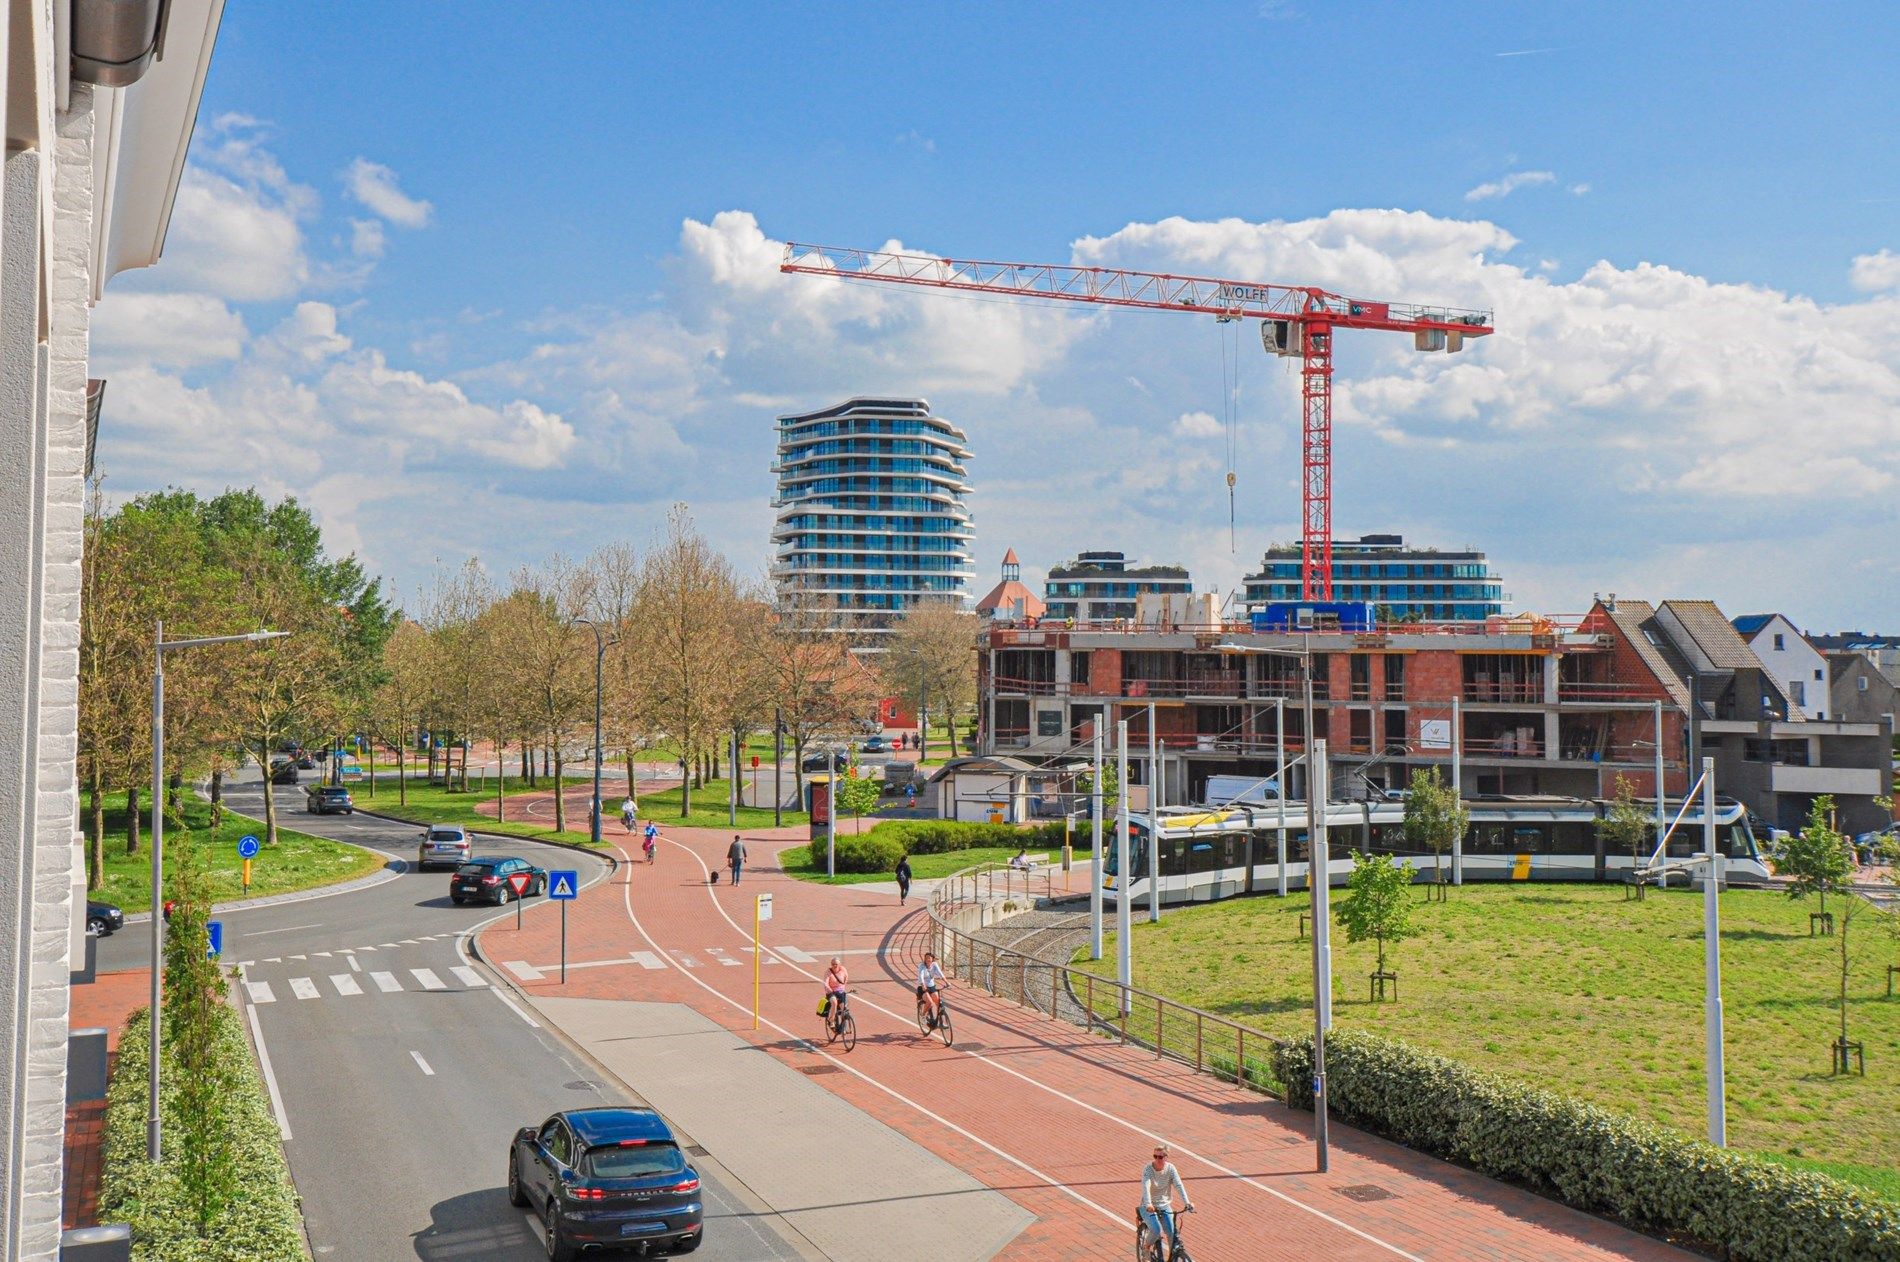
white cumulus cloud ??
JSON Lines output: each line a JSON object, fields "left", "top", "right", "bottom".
{"left": 1464, "top": 170, "right": 1557, "bottom": 202}
{"left": 1850, "top": 249, "right": 1900, "bottom": 293}
{"left": 344, "top": 158, "right": 434, "bottom": 228}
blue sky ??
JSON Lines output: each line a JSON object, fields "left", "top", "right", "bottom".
{"left": 92, "top": 3, "right": 1900, "bottom": 627}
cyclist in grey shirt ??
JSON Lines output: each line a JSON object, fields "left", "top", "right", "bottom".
{"left": 1140, "top": 1144, "right": 1191, "bottom": 1254}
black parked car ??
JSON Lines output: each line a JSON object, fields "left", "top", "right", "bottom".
{"left": 269, "top": 760, "right": 299, "bottom": 785}
{"left": 508, "top": 1108, "right": 703, "bottom": 1258}
{"left": 306, "top": 785, "right": 354, "bottom": 815}
{"left": 450, "top": 856, "right": 546, "bottom": 906}
{"left": 85, "top": 900, "right": 124, "bottom": 937}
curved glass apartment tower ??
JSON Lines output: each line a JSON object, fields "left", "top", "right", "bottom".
{"left": 772, "top": 398, "right": 974, "bottom": 635}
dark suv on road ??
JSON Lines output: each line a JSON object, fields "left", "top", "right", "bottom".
{"left": 509, "top": 1108, "right": 703, "bottom": 1258}
{"left": 306, "top": 785, "right": 354, "bottom": 814}
{"left": 450, "top": 856, "right": 546, "bottom": 905}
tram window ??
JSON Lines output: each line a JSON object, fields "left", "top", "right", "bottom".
{"left": 1159, "top": 837, "right": 1187, "bottom": 877}
{"left": 1468, "top": 824, "right": 1511, "bottom": 855}
{"left": 1550, "top": 821, "right": 1591, "bottom": 853}
{"left": 1217, "top": 833, "right": 1246, "bottom": 868}
{"left": 1511, "top": 825, "right": 1547, "bottom": 853}
{"left": 1725, "top": 822, "right": 1756, "bottom": 858}
{"left": 1370, "top": 823, "right": 1408, "bottom": 853}
{"left": 1188, "top": 838, "right": 1220, "bottom": 873}
{"left": 1131, "top": 836, "right": 1150, "bottom": 880}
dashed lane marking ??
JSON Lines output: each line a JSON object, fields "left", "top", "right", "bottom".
{"left": 776, "top": 946, "right": 816, "bottom": 963}
{"left": 348, "top": 955, "right": 362, "bottom": 973}
{"left": 410, "top": 1050, "right": 435, "bottom": 1076}
{"left": 632, "top": 951, "right": 666, "bottom": 970}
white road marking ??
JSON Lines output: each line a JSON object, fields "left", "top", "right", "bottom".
{"left": 632, "top": 952, "right": 666, "bottom": 970}
{"left": 504, "top": 960, "right": 543, "bottom": 981}
{"left": 313, "top": 951, "right": 332, "bottom": 958}
{"left": 264, "top": 957, "right": 280, "bottom": 964}
{"left": 776, "top": 946, "right": 817, "bottom": 963}
{"left": 246, "top": 1005, "right": 292, "bottom": 1141}
{"left": 410, "top": 968, "right": 446, "bottom": 991}
{"left": 288, "top": 955, "right": 306, "bottom": 961}
{"left": 289, "top": 977, "right": 320, "bottom": 1000}
{"left": 245, "top": 981, "right": 276, "bottom": 1004}
{"left": 410, "top": 1050, "right": 435, "bottom": 1076}
{"left": 370, "top": 971, "right": 401, "bottom": 993}
{"left": 707, "top": 948, "right": 741, "bottom": 967}
{"left": 347, "top": 955, "right": 362, "bottom": 973}
{"left": 329, "top": 973, "right": 362, "bottom": 997}
{"left": 671, "top": 953, "right": 702, "bottom": 968}
{"left": 451, "top": 966, "right": 487, "bottom": 988}
{"left": 358, "top": 945, "right": 377, "bottom": 952}
{"left": 249, "top": 923, "right": 323, "bottom": 937}
{"left": 235, "top": 960, "right": 254, "bottom": 969}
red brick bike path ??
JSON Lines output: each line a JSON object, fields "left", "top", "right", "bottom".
{"left": 477, "top": 829, "right": 1692, "bottom": 1262}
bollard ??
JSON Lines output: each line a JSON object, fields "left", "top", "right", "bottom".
{"left": 62, "top": 1224, "right": 132, "bottom": 1262}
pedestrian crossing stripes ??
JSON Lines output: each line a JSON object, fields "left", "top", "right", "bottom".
{"left": 451, "top": 966, "right": 487, "bottom": 988}
{"left": 632, "top": 951, "right": 665, "bottom": 970}
{"left": 411, "top": 968, "right": 446, "bottom": 991}
{"left": 289, "top": 977, "right": 320, "bottom": 1000}
{"left": 330, "top": 973, "right": 362, "bottom": 996}
{"left": 371, "top": 971, "right": 401, "bottom": 993}
{"left": 777, "top": 946, "right": 817, "bottom": 964}
{"left": 246, "top": 981, "right": 276, "bottom": 1004}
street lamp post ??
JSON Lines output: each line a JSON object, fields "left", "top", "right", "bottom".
{"left": 572, "top": 619, "right": 616, "bottom": 847}
{"left": 1310, "top": 737, "right": 1332, "bottom": 1172}
{"left": 149, "top": 622, "right": 288, "bottom": 1162}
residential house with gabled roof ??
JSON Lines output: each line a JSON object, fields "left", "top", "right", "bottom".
{"left": 1732, "top": 613, "right": 1831, "bottom": 719}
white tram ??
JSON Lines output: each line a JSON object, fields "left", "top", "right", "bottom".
{"left": 1099, "top": 794, "right": 1769, "bottom": 908}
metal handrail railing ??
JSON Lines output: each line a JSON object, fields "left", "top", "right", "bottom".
{"left": 924, "top": 861, "right": 1293, "bottom": 1096}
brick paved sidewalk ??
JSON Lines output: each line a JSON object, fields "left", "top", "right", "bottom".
{"left": 65, "top": 969, "right": 150, "bottom": 1229}
{"left": 477, "top": 829, "right": 1693, "bottom": 1262}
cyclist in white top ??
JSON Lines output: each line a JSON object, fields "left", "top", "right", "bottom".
{"left": 1139, "top": 1144, "right": 1191, "bottom": 1255}
{"left": 916, "top": 952, "right": 947, "bottom": 1026}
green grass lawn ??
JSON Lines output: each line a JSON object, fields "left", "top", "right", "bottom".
{"left": 780, "top": 843, "right": 1065, "bottom": 885}
{"left": 86, "top": 796, "right": 384, "bottom": 914}
{"left": 1075, "top": 883, "right": 1900, "bottom": 1199}
{"left": 360, "top": 774, "right": 807, "bottom": 843}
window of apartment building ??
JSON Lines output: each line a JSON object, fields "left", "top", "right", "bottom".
{"left": 1349, "top": 654, "right": 1371, "bottom": 700}
{"left": 1791, "top": 680, "right": 1806, "bottom": 707}
{"left": 1383, "top": 654, "right": 1405, "bottom": 699}
{"left": 1310, "top": 654, "right": 1330, "bottom": 686}
{"left": 1773, "top": 633, "right": 1785, "bottom": 650}
{"left": 997, "top": 699, "right": 1030, "bottom": 740}
{"left": 1814, "top": 668, "right": 1824, "bottom": 680}
{"left": 1859, "top": 674, "right": 1869, "bottom": 692}
{"left": 1070, "top": 652, "right": 1090, "bottom": 686}
{"left": 1348, "top": 709, "right": 1373, "bottom": 754}
{"left": 1383, "top": 708, "right": 1406, "bottom": 752}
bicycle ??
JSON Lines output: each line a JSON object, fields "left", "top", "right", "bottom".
{"left": 1134, "top": 1204, "right": 1193, "bottom": 1262}
{"left": 822, "top": 991, "right": 856, "bottom": 1052}
{"left": 915, "top": 989, "right": 954, "bottom": 1047}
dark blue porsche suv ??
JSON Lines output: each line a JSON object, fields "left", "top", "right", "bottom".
{"left": 508, "top": 1107, "right": 703, "bottom": 1257}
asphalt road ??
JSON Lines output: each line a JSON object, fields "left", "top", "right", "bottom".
{"left": 100, "top": 771, "right": 804, "bottom": 1262}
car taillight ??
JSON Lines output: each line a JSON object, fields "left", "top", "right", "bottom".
{"left": 481, "top": 876, "right": 500, "bottom": 884}
{"left": 569, "top": 1186, "right": 605, "bottom": 1200}
{"left": 671, "top": 1177, "right": 699, "bottom": 1193}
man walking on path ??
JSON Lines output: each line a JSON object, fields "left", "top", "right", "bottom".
{"left": 727, "top": 834, "right": 746, "bottom": 886}
{"left": 895, "top": 854, "right": 913, "bottom": 905}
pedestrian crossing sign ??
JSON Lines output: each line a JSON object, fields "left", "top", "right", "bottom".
{"left": 549, "top": 870, "right": 578, "bottom": 900}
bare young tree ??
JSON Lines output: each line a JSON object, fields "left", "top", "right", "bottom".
{"left": 372, "top": 621, "right": 432, "bottom": 806}
{"left": 750, "top": 593, "right": 879, "bottom": 800}
{"left": 882, "top": 601, "right": 978, "bottom": 757}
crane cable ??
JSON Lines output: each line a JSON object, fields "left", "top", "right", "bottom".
{"left": 1219, "top": 318, "right": 1240, "bottom": 551}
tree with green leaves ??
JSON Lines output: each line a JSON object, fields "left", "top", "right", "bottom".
{"left": 1596, "top": 775, "right": 1655, "bottom": 899}
{"left": 1337, "top": 851, "right": 1417, "bottom": 998}
{"left": 1769, "top": 796, "right": 1856, "bottom": 926}
{"left": 1402, "top": 767, "right": 1468, "bottom": 894}
{"left": 834, "top": 768, "right": 883, "bottom": 832}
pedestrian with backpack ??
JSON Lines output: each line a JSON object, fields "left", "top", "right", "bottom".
{"left": 895, "top": 854, "right": 913, "bottom": 905}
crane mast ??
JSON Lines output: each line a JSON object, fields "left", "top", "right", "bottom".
{"left": 780, "top": 242, "right": 1494, "bottom": 602}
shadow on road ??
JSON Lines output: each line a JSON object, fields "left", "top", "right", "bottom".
{"left": 413, "top": 1186, "right": 542, "bottom": 1260}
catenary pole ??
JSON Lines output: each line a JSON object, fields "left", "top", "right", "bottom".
{"left": 1701, "top": 756, "right": 1727, "bottom": 1146}
{"left": 1116, "top": 718, "right": 1131, "bottom": 1012}
{"left": 1276, "top": 698, "right": 1288, "bottom": 897}
{"left": 1148, "top": 701, "right": 1161, "bottom": 922}
{"left": 1451, "top": 695, "right": 1464, "bottom": 884}
{"left": 826, "top": 749, "right": 837, "bottom": 879}
{"left": 1310, "top": 737, "right": 1331, "bottom": 1171}
{"left": 1653, "top": 700, "right": 1666, "bottom": 839}
{"left": 148, "top": 621, "right": 164, "bottom": 1161}
{"left": 773, "top": 707, "right": 783, "bottom": 828}
{"left": 1090, "top": 729, "right": 1104, "bottom": 960}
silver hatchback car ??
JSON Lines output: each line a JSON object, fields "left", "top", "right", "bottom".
{"left": 416, "top": 824, "right": 472, "bottom": 871}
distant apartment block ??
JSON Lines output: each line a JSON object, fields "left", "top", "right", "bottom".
{"left": 1043, "top": 551, "right": 1191, "bottom": 623}
{"left": 772, "top": 398, "right": 974, "bottom": 633}
{"left": 1243, "top": 533, "right": 1505, "bottom": 621}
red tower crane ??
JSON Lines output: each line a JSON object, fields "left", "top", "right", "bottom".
{"left": 779, "top": 243, "right": 1494, "bottom": 602}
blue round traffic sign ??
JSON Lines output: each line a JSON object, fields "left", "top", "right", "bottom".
{"left": 237, "top": 835, "right": 261, "bottom": 859}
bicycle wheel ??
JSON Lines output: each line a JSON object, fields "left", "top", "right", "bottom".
{"left": 823, "top": 1008, "right": 839, "bottom": 1045}
{"left": 935, "top": 1005, "right": 954, "bottom": 1047}
{"left": 840, "top": 1011, "right": 856, "bottom": 1052}
{"left": 1133, "top": 1224, "right": 1150, "bottom": 1262}
{"left": 915, "top": 999, "right": 932, "bottom": 1036}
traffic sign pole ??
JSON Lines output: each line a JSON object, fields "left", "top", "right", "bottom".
{"left": 753, "top": 893, "right": 772, "bottom": 1029}
{"left": 238, "top": 834, "right": 260, "bottom": 895}
{"left": 242, "top": 859, "right": 251, "bottom": 894}
{"left": 560, "top": 900, "right": 567, "bottom": 984}
{"left": 546, "top": 870, "right": 579, "bottom": 979}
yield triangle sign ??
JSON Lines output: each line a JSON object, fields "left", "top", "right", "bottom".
{"left": 506, "top": 871, "right": 532, "bottom": 897}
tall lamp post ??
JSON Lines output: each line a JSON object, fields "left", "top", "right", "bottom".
{"left": 150, "top": 623, "right": 288, "bottom": 1161}
{"left": 572, "top": 618, "right": 617, "bottom": 847}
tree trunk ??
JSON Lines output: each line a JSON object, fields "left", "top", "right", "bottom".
{"left": 210, "top": 770, "right": 224, "bottom": 829}
{"left": 87, "top": 759, "right": 104, "bottom": 889}
{"left": 258, "top": 744, "right": 281, "bottom": 846}
{"left": 1839, "top": 914, "right": 1851, "bottom": 1051}
{"left": 554, "top": 751, "right": 567, "bottom": 833}
{"left": 625, "top": 751, "right": 638, "bottom": 809}
{"left": 521, "top": 736, "right": 532, "bottom": 788}
{"left": 681, "top": 748, "right": 693, "bottom": 817}
{"left": 366, "top": 740, "right": 376, "bottom": 798}
{"left": 496, "top": 750, "right": 505, "bottom": 822}
{"left": 125, "top": 785, "right": 140, "bottom": 856}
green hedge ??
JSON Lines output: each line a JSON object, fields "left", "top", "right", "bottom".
{"left": 864, "top": 818, "right": 1070, "bottom": 856}
{"left": 1271, "top": 1030, "right": 1900, "bottom": 1262}
{"left": 807, "top": 832, "right": 908, "bottom": 873}
{"left": 100, "top": 1007, "right": 305, "bottom": 1260}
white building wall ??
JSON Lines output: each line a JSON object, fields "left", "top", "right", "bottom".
{"left": 1745, "top": 616, "right": 1830, "bottom": 720}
